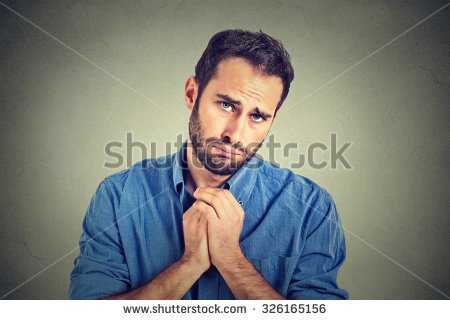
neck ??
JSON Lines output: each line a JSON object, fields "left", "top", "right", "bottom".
{"left": 184, "top": 140, "right": 231, "bottom": 195}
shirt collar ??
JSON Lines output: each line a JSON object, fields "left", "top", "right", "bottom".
{"left": 172, "top": 140, "right": 188, "bottom": 195}
{"left": 172, "top": 140, "right": 259, "bottom": 207}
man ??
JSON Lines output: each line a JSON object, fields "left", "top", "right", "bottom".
{"left": 69, "top": 29, "right": 348, "bottom": 299}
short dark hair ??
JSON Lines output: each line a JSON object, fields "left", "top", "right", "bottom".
{"left": 195, "top": 29, "right": 294, "bottom": 112}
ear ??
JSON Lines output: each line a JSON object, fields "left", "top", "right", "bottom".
{"left": 184, "top": 76, "right": 198, "bottom": 111}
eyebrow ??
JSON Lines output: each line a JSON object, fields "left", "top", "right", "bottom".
{"left": 215, "top": 93, "right": 273, "bottom": 119}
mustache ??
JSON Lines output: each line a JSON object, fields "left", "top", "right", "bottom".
{"left": 205, "top": 138, "right": 246, "bottom": 155}
{"left": 188, "top": 132, "right": 263, "bottom": 156}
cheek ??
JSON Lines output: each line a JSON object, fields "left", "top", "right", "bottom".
{"left": 199, "top": 108, "right": 226, "bottom": 136}
{"left": 244, "top": 130, "right": 268, "bottom": 151}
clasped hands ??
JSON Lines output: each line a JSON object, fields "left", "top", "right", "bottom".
{"left": 181, "top": 187, "right": 245, "bottom": 273}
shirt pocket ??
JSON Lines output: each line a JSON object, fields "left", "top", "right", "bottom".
{"left": 246, "top": 255, "right": 299, "bottom": 296}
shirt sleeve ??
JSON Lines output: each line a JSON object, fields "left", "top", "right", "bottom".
{"left": 69, "top": 179, "right": 130, "bottom": 299}
{"left": 287, "top": 193, "right": 349, "bottom": 299}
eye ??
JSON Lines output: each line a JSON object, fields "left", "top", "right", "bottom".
{"left": 250, "top": 113, "right": 266, "bottom": 123}
{"left": 220, "top": 101, "right": 234, "bottom": 112}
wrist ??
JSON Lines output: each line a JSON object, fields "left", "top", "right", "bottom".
{"left": 213, "top": 248, "right": 246, "bottom": 273}
{"left": 180, "top": 254, "right": 210, "bottom": 275}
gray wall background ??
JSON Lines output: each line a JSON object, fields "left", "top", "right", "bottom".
{"left": 0, "top": 0, "right": 449, "bottom": 299}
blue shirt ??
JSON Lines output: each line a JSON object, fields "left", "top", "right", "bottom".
{"left": 69, "top": 141, "right": 348, "bottom": 299}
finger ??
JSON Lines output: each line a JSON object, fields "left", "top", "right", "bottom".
{"left": 195, "top": 199, "right": 219, "bottom": 219}
{"left": 220, "top": 189, "right": 244, "bottom": 220}
{"left": 198, "top": 212, "right": 209, "bottom": 234}
{"left": 203, "top": 204, "right": 220, "bottom": 226}
{"left": 193, "top": 189, "right": 229, "bottom": 220}
{"left": 184, "top": 204, "right": 202, "bottom": 223}
{"left": 198, "top": 187, "right": 242, "bottom": 221}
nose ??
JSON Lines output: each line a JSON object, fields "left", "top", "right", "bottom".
{"left": 221, "top": 115, "right": 246, "bottom": 148}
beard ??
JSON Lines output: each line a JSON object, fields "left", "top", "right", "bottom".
{"left": 188, "top": 99, "right": 262, "bottom": 176}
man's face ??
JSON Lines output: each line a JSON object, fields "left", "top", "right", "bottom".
{"left": 188, "top": 57, "right": 283, "bottom": 176}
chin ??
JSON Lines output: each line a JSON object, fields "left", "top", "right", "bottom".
{"left": 204, "top": 156, "right": 250, "bottom": 176}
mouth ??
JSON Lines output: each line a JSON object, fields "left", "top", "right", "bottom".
{"left": 212, "top": 145, "right": 241, "bottom": 157}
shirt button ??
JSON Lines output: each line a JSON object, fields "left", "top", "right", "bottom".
{"left": 238, "top": 200, "right": 243, "bottom": 205}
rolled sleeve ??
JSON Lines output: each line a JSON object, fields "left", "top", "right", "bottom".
{"left": 69, "top": 180, "right": 130, "bottom": 299}
{"left": 287, "top": 194, "right": 348, "bottom": 300}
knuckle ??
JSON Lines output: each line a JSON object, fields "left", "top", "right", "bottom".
{"left": 211, "top": 197, "right": 220, "bottom": 206}
{"left": 197, "top": 201, "right": 207, "bottom": 210}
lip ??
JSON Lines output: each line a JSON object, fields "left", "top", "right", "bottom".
{"left": 212, "top": 146, "right": 240, "bottom": 157}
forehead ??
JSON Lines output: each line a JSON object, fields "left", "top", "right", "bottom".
{"left": 206, "top": 57, "right": 283, "bottom": 110}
